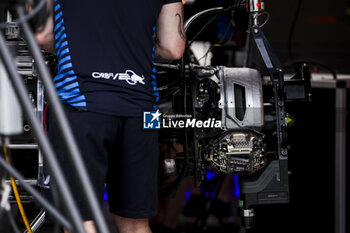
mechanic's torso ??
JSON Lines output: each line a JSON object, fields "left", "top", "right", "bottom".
{"left": 53, "top": 0, "right": 165, "bottom": 116}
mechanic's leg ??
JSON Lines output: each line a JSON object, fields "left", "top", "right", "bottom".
{"left": 48, "top": 106, "right": 113, "bottom": 233}
{"left": 64, "top": 221, "right": 97, "bottom": 233}
{"left": 114, "top": 215, "right": 152, "bottom": 233}
{"left": 107, "top": 118, "right": 158, "bottom": 233}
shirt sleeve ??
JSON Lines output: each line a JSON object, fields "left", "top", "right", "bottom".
{"left": 163, "top": 0, "right": 182, "bottom": 4}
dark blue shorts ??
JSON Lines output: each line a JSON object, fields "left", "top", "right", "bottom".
{"left": 47, "top": 105, "right": 159, "bottom": 220}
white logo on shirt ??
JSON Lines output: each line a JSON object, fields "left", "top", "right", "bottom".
{"left": 92, "top": 70, "right": 145, "bottom": 85}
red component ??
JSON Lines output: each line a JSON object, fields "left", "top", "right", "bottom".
{"left": 44, "top": 104, "right": 48, "bottom": 134}
{"left": 257, "top": 2, "right": 261, "bottom": 7}
{"left": 245, "top": 4, "right": 249, "bottom": 8}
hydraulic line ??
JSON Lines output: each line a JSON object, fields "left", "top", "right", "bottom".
{"left": 0, "top": 156, "right": 72, "bottom": 232}
{"left": 2, "top": 142, "right": 33, "bottom": 233}
{"left": 0, "top": 28, "right": 86, "bottom": 233}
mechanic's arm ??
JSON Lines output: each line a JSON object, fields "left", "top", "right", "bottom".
{"left": 34, "top": 0, "right": 55, "bottom": 53}
{"left": 156, "top": 2, "right": 186, "bottom": 60}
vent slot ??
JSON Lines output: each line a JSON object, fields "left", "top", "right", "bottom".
{"left": 234, "top": 84, "right": 246, "bottom": 121}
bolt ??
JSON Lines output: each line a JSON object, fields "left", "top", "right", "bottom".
{"left": 281, "top": 148, "right": 288, "bottom": 156}
{"left": 24, "top": 125, "right": 31, "bottom": 132}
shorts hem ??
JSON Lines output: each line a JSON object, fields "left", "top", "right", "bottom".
{"left": 109, "top": 208, "right": 158, "bottom": 219}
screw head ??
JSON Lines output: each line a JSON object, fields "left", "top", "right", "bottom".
{"left": 281, "top": 148, "right": 288, "bottom": 156}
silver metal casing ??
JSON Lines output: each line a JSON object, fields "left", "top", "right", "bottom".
{"left": 0, "top": 58, "right": 23, "bottom": 135}
{"left": 218, "top": 67, "right": 264, "bottom": 130}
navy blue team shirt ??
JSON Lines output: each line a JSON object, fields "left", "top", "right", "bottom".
{"left": 53, "top": 0, "right": 181, "bottom": 116}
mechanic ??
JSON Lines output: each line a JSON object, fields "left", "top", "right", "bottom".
{"left": 35, "top": 0, "right": 186, "bottom": 232}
